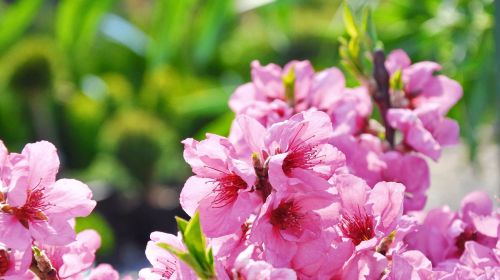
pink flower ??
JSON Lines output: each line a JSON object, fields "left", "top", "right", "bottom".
{"left": 406, "top": 191, "right": 499, "bottom": 266}
{"left": 385, "top": 49, "right": 462, "bottom": 115}
{"left": 249, "top": 184, "right": 334, "bottom": 267}
{"left": 405, "top": 206, "right": 457, "bottom": 265}
{"left": 210, "top": 221, "right": 251, "bottom": 271}
{"left": 387, "top": 105, "right": 459, "bottom": 161}
{"left": 34, "top": 229, "right": 101, "bottom": 279}
{"left": 334, "top": 174, "right": 405, "bottom": 250}
{"left": 229, "top": 60, "right": 316, "bottom": 125}
{"left": 180, "top": 135, "right": 261, "bottom": 237}
{"left": 237, "top": 110, "right": 346, "bottom": 194}
{"left": 139, "top": 231, "right": 196, "bottom": 280}
{"left": 232, "top": 245, "right": 297, "bottom": 280}
{"left": 229, "top": 61, "right": 354, "bottom": 131}
{"left": 0, "top": 141, "right": 96, "bottom": 248}
{"left": 384, "top": 49, "right": 462, "bottom": 160}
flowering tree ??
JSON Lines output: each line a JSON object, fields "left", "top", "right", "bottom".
{"left": 0, "top": 4, "right": 498, "bottom": 280}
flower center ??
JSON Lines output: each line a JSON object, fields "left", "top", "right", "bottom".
{"left": 454, "top": 227, "right": 477, "bottom": 255}
{"left": 282, "top": 145, "right": 321, "bottom": 176}
{"left": 339, "top": 211, "right": 375, "bottom": 245}
{"left": 0, "top": 248, "right": 10, "bottom": 276}
{"left": 1, "top": 187, "right": 50, "bottom": 229}
{"left": 211, "top": 174, "right": 247, "bottom": 208}
{"left": 270, "top": 200, "right": 304, "bottom": 231}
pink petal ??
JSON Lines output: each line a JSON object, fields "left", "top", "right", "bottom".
{"left": 180, "top": 176, "right": 217, "bottom": 217}
{"left": 59, "top": 230, "right": 101, "bottom": 278}
{"left": 199, "top": 191, "right": 261, "bottom": 237}
{"left": 368, "top": 181, "right": 405, "bottom": 234}
{"left": 22, "top": 141, "right": 60, "bottom": 190}
{"left": 405, "top": 61, "right": 442, "bottom": 93}
{"left": 385, "top": 49, "right": 411, "bottom": 75}
{"left": 86, "top": 264, "right": 120, "bottom": 280}
{"left": 309, "top": 67, "right": 346, "bottom": 108}
{"left": 30, "top": 216, "right": 75, "bottom": 246}
{"left": 251, "top": 60, "right": 284, "bottom": 100}
{"left": 236, "top": 115, "right": 267, "bottom": 154}
{"left": 229, "top": 83, "right": 258, "bottom": 113}
{"left": 44, "top": 179, "right": 96, "bottom": 218}
{"left": 334, "top": 174, "right": 370, "bottom": 213}
{"left": 0, "top": 214, "right": 30, "bottom": 249}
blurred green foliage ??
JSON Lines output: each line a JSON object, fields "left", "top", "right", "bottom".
{"left": 0, "top": 0, "right": 494, "bottom": 189}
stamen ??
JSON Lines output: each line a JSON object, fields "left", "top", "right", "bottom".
{"left": 0, "top": 248, "right": 9, "bottom": 276}
{"left": 282, "top": 145, "right": 324, "bottom": 176}
{"left": 339, "top": 209, "right": 375, "bottom": 245}
{"left": 2, "top": 184, "right": 52, "bottom": 229}
{"left": 270, "top": 200, "right": 304, "bottom": 231}
{"left": 210, "top": 174, "right": 247, "bottom": 208}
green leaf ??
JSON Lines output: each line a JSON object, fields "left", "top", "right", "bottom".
{"left": 147, "top": 0, "right": 197, "bottom": 68}
{"left": 192, "top": 0, "right": 234, "bottom": 67}
{"left": 160, "top": 212, "right": 215, "bottom": 279}
{"left": 0, "top": 0, "right": 42, "bottom": 51}
{"left": 365, "top": 8, "right": 378, "bottom": 48}
{"left": 343, "top": 2, "right": 358, "bottom": 38}
{"left": 175, "top": 216, "right": 189, "bottom": 235}
{"left": 56, "top": 0, "right": 115, "bottom": 52}
{"left": 183, "top": 212, "right": 207, "bottom": 266}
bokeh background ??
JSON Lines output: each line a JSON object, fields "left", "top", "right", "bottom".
{"left": 0, "top": 0, "right": 497, "bottom": 274}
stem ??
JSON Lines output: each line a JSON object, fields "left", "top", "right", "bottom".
{"left": 371, "top": 49, "right": 395, "bottom": 147}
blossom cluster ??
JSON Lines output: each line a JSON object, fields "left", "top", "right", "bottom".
{"left": 0, "top": 141, "right": 125, "bottom": 279}
{"left": 0, "top": 48, "right": 498, "bottom": 280}
{"left": 141, "top": 50, "right": 499, "bottom": 280}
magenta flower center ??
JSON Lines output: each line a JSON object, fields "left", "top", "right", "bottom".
{"left": 270, "top": 200, "right": 304, "bottom": 231}
{"left": 283, "top": 145, "right": 321, "bottom": 176}
{"left": 455, "top": 227, "right": 477, "bottom": 254}
{"left": 0, "top": 249, "right": 9, "bottom": 276}
{"left": 211, "top": 173, "right": 247, "bottom": 207}
{"left": 1, "top": 187, "right": 50, "bottom": 229}
{"left": 339, "top": 211, "right": 375, "bottom": 245}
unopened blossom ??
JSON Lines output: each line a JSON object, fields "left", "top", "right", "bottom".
{"left": 180, "top": 135, "right": 261, "bottom": 237}
{"left": 0, "top": 141, "right": 96, "bottom": 249}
